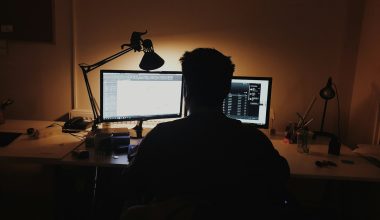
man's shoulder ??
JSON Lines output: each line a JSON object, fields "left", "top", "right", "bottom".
{"left": 148, "top": 116, "right": 270, "bottom": 144}
{"left": 155, "top": 118, "right": 188, "bottom": 129}
{"left": 146, "top": 118, "right": 188, "bottom": 136}
{"left": 230, "top": 121, "right": 264, "bottom": 134}
{"left": 240, "top": 123, "right": 265, "bottom": 134}
{"left": 154, "top": 116, "right": 261, "bottom": 132}
{"left": 233, "top": 123, "right": 273, "bottom": 146}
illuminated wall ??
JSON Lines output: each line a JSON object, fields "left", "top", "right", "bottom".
{"left": 74, "top": 0, "right": 364, "bottom": 142}
{"left": 1, "top": 0, "right": 373, "bottom": 145}
{"left": 347, "top": 0, "right": 380, "bottom": 145}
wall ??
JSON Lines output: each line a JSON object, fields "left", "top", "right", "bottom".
{"left": 74, "top": 0, "right": 364, "bottom": 143}
{"left": 347, "top": 0, "right": 380, "bottom": 145}
{"left": 0, "top": 0, "right": 366, "bottom": 144}
{"left": 0, "top": 0, "right": 73, "bottom": 121}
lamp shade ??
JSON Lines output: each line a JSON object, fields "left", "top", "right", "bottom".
{"left": 319, "top": 77, "right": 335, "bottom": 100}
{"left": 139, "top": 51, "right": 165, "bottom": 70}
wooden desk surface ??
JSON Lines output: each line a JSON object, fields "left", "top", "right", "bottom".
{"left": 2, "top": 120, "right": 380, "bottom": 182}
{"left": 0, "top": 119, "right": 52, "bottom": 133}
{"left": 0, "top": 120, "right": 83, "bottom": 161}
{"left": 272, "top": 139, "right": 380, "bottom": 182}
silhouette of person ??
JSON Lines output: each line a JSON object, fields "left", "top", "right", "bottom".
{"left": 120, "top": 48, "right": 290, "bottom": 219}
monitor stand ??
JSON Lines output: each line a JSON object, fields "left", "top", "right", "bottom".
{"left": 130, "top": 120, "right": 151, "bottom": 139}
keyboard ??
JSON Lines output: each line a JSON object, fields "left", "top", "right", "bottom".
{"left": 101, "top": 118, "right": 180, "bottom": 129}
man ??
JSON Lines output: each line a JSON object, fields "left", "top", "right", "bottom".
{"left": 122, "top": 48, "right": 290, "bottom": 219}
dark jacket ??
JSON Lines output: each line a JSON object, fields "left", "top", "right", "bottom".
{"left": 124, "top": 112, "right": 290, "bottom": 218}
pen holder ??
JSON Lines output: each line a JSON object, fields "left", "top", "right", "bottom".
{"left": 297, "top": 129, "right": 309, "bottom": 154}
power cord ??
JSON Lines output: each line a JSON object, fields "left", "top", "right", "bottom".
{"left": 52, "top": 122, "right": 86, "bottom": 140}
{"left": 333, "top": 83, "right": 341, "bottom": 140}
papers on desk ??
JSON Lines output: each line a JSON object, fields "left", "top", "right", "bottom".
{"left": 354, "top": 144, "right": 380, "bottom": 159}
{"left": 0, "top": 133, "right": 83, "bottom": 160}
{"left": 353, "top": 144, "right": 380, "bottom": 168}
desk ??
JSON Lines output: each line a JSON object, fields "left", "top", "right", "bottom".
{"left": 272, "top": 140, "right": 380, "bottom": 182}
{"left": 1, "top": 120, "right": 380, "bottom": 182}
{"left": 0, "top": 120, "right": 134, "bottom": 219}
{"left": 271, "top": 140, "right": 380, "bottom": 220}
{"left": 0, "top": 120, "right": 86, "bottom": 220}
{"left": 65, "top": 139, "right": 380, "bottom": 182}
{"left": 1, "top": 120, "right": 380, "bottom": 219}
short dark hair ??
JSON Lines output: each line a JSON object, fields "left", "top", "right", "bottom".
{"left": 180, "top": 48, "right": 235, "bottom": 106}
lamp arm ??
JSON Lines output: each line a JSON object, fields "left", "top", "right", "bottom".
{"left": 78, "top": 47, "right": 134, "bottom": 131}
{"left": 81, "top": 69, "right": 99, "bottom": 123}
{"left": 79, "top": 47, "right": 134, "bottom": 73}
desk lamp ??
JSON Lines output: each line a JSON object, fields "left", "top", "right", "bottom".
{"left": 79, "top": 30, "right": 164, "bottom": 131}
{"left": 313, "top": 77, "right": 340, "bottom": 155}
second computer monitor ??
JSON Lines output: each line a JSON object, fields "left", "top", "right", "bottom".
{"left": 223, "top": 76, "right": 272, "bottom": 128}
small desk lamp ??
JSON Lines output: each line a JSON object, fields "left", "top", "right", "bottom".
{"left": 313, "top": 77, "right": 341, "bottom": 155}
{"left": 79, "top": 30, "right": 164, "bottom": 131}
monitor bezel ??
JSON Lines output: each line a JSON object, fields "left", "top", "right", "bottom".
{"left": 226, "top": 76, "right": 272, "bottom": 129}
{"left": 100, "top": 70, "right": 184, "bottom": 123}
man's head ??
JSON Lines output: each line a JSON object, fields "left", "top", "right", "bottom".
{"left": 180, "top": 48, "right": 235, "bottom": 109}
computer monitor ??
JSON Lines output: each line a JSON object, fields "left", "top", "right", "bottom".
{"left": 222, "top": 76, "right": 272, "bottom": 128}
{"left": 100, "top": 70, "right": 183, "bottom": 124}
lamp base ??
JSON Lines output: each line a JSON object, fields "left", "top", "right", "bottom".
{"left": 312, "top": 131, "right": 341, "bottom": 155}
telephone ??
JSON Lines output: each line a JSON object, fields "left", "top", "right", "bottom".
{"left": 63, "top": 117, "right": 91, "bottom": 132}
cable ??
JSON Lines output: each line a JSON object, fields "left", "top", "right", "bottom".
{"left": 51, "top": 122, "right": 63, "bottom": 127}
{"left": 333, "top": 83, "right": 341, "bottom": 139}
{"left": 68, "top": 133, "right": 85, "bottom": 140}
{"left": 51, "top": 122, "right": 86, "bottom": 140}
